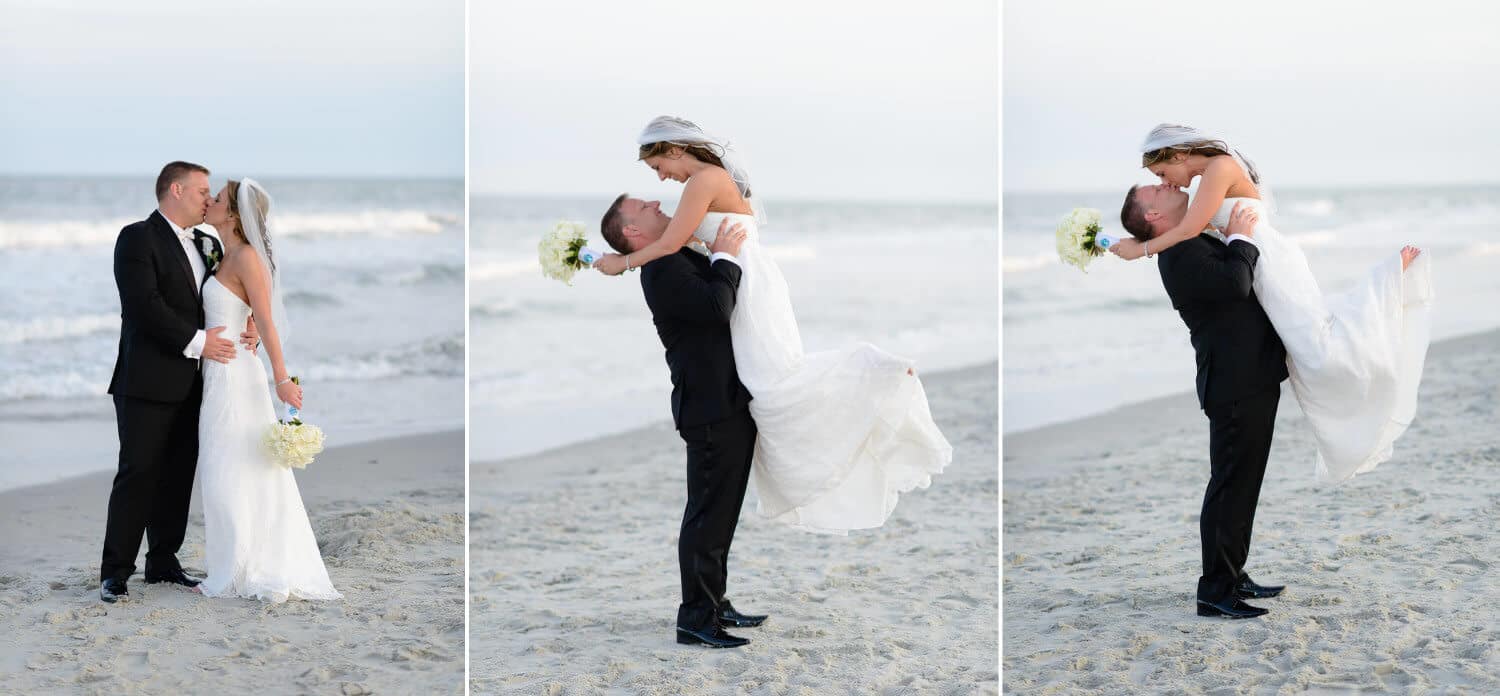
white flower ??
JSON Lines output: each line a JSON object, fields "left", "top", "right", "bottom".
{"left": 264, "top": 421, "right": 325, "bottom": 469}
{"left": 537, "top": 220, "right": 591, "bottom": 285}
{"left": 1055, "top": 207, "right": 1106, "bottom": 272}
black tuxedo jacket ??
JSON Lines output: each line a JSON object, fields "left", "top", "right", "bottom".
{"left": 1156, "top": 234, "right": 1288, "bottom": 410}
{"left": 108, "top": 210, "right": 220, "bottom": 403}
{"left": 640, "top": 248, "right": 753, "bottom": 430}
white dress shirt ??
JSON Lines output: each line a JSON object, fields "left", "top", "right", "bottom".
{"left": 1226, "top": 233, "right": 1259, "bottom": 249}
{"left": 160, "top": 210, "right": 207, "bottom": 359}
{"left": 686, "top": 239, "right": 740, "bottom": 269}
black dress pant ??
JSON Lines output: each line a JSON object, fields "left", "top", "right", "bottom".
{"left": 100, "top": 374, "right": 202, "bottom": 582}
{"left": 1197, "top": 383, "right": 1280, "bottom": 603}
{"left": 675, "top": 408, "right": 757, "bottom": 632}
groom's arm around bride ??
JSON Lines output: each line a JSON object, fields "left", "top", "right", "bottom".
{"left": 112, "top": 223, "right": 235, "bottom": 394}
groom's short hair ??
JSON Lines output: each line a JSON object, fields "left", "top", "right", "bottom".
{"left": 1119, "top": 185, "right": 1153, "bottom": 241}
{"left": 600, "top": 193, "right": 631, "bottom": 254}
{"left": 156, "top": 161, "right": 210, "bottom": 201}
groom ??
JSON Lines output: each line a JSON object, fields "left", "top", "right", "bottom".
{"left": 99, "top": 161, "right": 257, "bottom": 603}
{"left": 1120, "top": 184, "right": 1288, "bottom": 619}
{"left": 599, "top": 194, "right": 768, "bottom": 648}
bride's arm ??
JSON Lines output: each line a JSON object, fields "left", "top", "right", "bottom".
{"left": 1113, "top": 157, "right": 1240, "bottom": 260}
{"left": 240, "top": 254, "right": 303, "bottom": 409}
{"left": 594, "top": 169, "right": 725, "bottom": 276}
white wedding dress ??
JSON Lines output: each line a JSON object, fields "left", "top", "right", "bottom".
{"left": 1208, "top": 198, "right": 1433, "bottom": 483}
{"left": 198, "top": 276, "right": 341, "bottom": 602}
{"left": 694, "top": 212, "right": 953, "bottom": 534}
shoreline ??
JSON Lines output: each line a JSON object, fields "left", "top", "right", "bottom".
{"left": 0, "top": 428, "right": 462, "bottom": 503}
{"left": 0, "top": 374, "right": 464, "bottom": 494}
{"left": 1002, "top": 325, "right": 1500, "bottom": 467}
{"left": 473, "top": 359, "right": 1001, "bottom": 466}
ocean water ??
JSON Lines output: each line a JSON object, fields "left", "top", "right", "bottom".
{"left": 0, "top": 176, "right": 465, "bottom": 490}
{"left": 470, "top": 195, "right": 999, "bottom": 462}
{"left": 1003, "top": 185, "right": 1500, "bottom": 434}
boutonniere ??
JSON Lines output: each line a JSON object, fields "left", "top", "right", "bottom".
{"left": 197, "top": 235, "right": 222, "bottom": 272}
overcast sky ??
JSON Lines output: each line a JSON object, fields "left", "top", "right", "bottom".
{"left": 0, "top": 0, "right": 463, "bottom": 179}
{"left": 470, "top": 0, "right": 998, "bottom": 203}
{"left": 1005, "top": 0, "right": 1500, "bottom": 193}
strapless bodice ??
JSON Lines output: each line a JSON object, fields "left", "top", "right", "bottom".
{"left": 204, "top": 276, "right": 252, "bottom": 340}
{"left": 694, "top": 211, "right": 759, "bottom": 246}
{"left": 1209, "top": 197, "right": 1268, "bottom": 234}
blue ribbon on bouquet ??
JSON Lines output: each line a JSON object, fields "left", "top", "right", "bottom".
{"left": 281, "top": 401, "right": 303, "bottom": 425}
{"left": 1093, "top": 230, "right": 1125, "bottom": 250}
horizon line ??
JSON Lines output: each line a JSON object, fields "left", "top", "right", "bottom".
{"left": 0, "top": 171, "right": 464, "bottom": 182}
{"left": 468, "top": 190, "right": 999, "bottom": 206}
{"left": 1004, "top": 180, "right": 1500, "bottom": 196}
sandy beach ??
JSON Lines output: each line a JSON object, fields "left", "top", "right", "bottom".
{"left": 0, "top": 430, "right": 465, "bottom": 694}
{"left": 1002, "top": 329, "right": 1500, "bottom": 694}
{"left": 469, "top": 364, "right": 1000, "bottom": 694}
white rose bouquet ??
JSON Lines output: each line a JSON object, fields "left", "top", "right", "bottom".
{"left": 263, "top": 376, "right": 325, "bottom": 469}
{"left": 1054, "top": 208, "right": 1122, "bottom": 272}
{"left": 538, "top": 220, "right": 603, "bottom": 286}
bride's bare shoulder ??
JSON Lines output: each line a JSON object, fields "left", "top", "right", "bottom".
{"left": 687, "top": 164, "right": 733, "bottom": 189}
{"left": 688, "top": 166, "right": 752, "bottom": 214}
{"left": 1209, "top": 155, "right": 1260, "bottom": 200}
{"left": 221, "top": 246, "right": 268, "bottom": 283}
{"left": 1205, "top": 155, "right": 1241, "bottom": 176}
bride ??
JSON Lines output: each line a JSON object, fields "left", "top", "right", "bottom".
{"left": 197, "top": 179, "right": 341, "bottom": 601}
{"left": 1111, "top": 124, "right": 1434, "bottom": 483}
{"left": 593, "top": 116, "right": 953, "bottom": 534}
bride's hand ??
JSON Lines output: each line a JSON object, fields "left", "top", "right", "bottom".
{"left": 593, "top": 253, "right": 628, "bottom": 276}
{"left": 1109, "top": 237, "right": 1146, "bottom": 260}
{"left": 240, "top": 316, "right": 260, "bottom": 355}
{"left": 276, "top": 380, "right": 303, "bottom": 410}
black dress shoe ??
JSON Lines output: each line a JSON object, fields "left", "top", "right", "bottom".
{"left": 1235, "top": 576, "right": 1285, "bottom": 599}
{"left": 100, "top": 578, "right": 129, "bottom": 603}
{"left": 1196, "top": 597, "right": 1269, "bottom": 619}
{"left": 676, "top": 625, "right": 750, "bottom": 648}
{"left": 144, "top": 568, "right": 202, "bottom": 588}
{"left": 718, "top": 600, "right": 768, "bottom": 628}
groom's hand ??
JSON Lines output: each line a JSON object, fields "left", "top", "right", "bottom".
{"left": 203, "top": 326, "right": 236, "bottom": 364}
{"left": 240, "top": 316, "right": 260, "bottom": 355}
{"left": 711, "top": 219, "right": 747, "bottom": 257}
{"left": 1225, "top": 201, "right": 1259, "bottom": 238}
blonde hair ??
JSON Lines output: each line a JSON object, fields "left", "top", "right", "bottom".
{"left": 637, "top": 141, "right": 751, "bottom": 197}
{"left": 1141, "top": 140, "right": 1260, "bottom": 185}
{"left": 223, "top": 179, "right": 270, "bottom": 242}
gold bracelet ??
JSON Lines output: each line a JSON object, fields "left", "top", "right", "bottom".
{"left": 625, "top": 254, "right": 632, "bottom": 272}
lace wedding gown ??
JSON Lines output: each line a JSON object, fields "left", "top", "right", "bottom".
{"left": 1210, "top": 198, "right": 1433, "bottom": 483}
{"left": 198, "top": 276, "right": 341, "bottom": 602}
{"left": 694, "top": 212, "right": 953, "bottom": 534}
